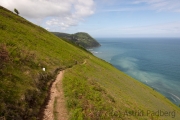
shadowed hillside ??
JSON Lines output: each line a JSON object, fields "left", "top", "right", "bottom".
{"left": 52, "top": 32, "right": 100, "bottom": 48}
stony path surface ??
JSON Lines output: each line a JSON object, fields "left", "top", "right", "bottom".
{"left": 43, "top": 71, "right": 68, "bottom": 120}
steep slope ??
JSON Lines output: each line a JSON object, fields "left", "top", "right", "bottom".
{"left": 0, "top": 6, "right": 88, "bottom": 120}
{"left": 52, "top": 32, "right": 100, "bottom": 48}
{"left": 0, "top": 6, "right": 180, "bottom": 120}
{"left": 63, "top": 57, "right": 180, "bottom": 120}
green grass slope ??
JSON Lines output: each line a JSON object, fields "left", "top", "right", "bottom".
{"left": 63, "top": 57, "right": 180, "bottom": 120}
{"left": 0, "top": 6, "right": 180, "bottom": 120}
{"left": 0, "top": 6, "right": 88, "bottom": 120}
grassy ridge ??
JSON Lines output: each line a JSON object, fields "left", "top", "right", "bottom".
{"left": 0, "top": 6, "right": 88, "bottom": 119}
{"left": 0, "top": 6, "right": 180, "bottom": 120}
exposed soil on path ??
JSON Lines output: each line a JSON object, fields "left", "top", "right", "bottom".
{"left": 42, "top": 71, "right": 68, "bottom": 120}
{"left": 83, "top": 59, "right": 87, "bottom": 65}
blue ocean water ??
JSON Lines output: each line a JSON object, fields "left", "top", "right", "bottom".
{"left": 90, "top": 38, "right": 180, "bottom": 106}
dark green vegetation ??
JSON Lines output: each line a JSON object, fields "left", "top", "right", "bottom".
{"left": 0, "top": 6, "right": 180, "bottom": 120}
{"left": 14, "top": 8, "right": 19, "bottom": 15}
{"left": 52, "top": 32, "right": 100, "bottom": 48}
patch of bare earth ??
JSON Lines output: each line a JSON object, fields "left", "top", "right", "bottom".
{"left": 43, "top": 71, "right": 68, "bottom": 120}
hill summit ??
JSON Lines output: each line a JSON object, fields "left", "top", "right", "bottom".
{"left": 52, "top": 32, "right": 100, "bottom": 48}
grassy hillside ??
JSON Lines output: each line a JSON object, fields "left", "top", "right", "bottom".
{"left": 0, "top": 6, "right": 88, "bottom": 120}
{"left": 63, "top": 57, "right": 180, "bottom": 120}
{"left": 52, "top": 32, "right": 100, "bottom": 48}
{"left": 0, "top": 6, "right": 180, "bottom": 120}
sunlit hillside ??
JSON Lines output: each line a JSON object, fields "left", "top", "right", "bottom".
{"left": 0, "top": 6, "right": 180, "bottom": 120}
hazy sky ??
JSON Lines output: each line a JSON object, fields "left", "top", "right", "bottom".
{"left": 1, "top": 0, "right": 180, "bottom": 38}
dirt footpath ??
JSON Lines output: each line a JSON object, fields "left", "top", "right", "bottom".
{"left": 43, "top": 71, "right": 68, "bottom": 120}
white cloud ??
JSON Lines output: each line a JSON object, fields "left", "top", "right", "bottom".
{"left": 0, "top": 0, "right": 71, "bottom": 18}
{"left": 115, "top": 21, "right": 180, "bottom": 37}
{"left": 98, "top": 0, "right": 180, "bottom": 13}
{"left": 101, "top": 7, "right": 147, "bottom": 12}
{"left": 45, "top": 16, "right": 79, "bottom": 30}
{"left": 0, "top": 0, "right": 95, "bottom": 30}
{"left": 88, "top": 21, "right": 180, "bottom": 37}
{"left": 132, "top": 0, "right": 180, "bottom": 12}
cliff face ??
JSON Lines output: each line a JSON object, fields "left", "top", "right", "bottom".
{"left": 52, "top": 32, "right": 100, "bottom": 48}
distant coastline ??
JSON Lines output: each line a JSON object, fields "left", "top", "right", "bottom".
{"left": 52, "top": 32, "right": 100, "bottom": 48}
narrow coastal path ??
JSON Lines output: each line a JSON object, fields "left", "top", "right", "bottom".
{"left": 82, "top": 59, "right": 87, "bottom": 65}
{"left": 42, "top": 71, "right": 68, "bottom": 120}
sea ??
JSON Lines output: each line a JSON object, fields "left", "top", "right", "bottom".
{"left": 89, "top": 38, "right": 180, "bottom": 106}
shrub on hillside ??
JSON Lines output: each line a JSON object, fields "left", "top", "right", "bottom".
{"left": 14, "top": 8, "right": 19, "bottom": 15}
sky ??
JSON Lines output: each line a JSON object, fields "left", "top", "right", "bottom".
{"left": 1, "top": 0, "right": 180, "bottom": 38}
